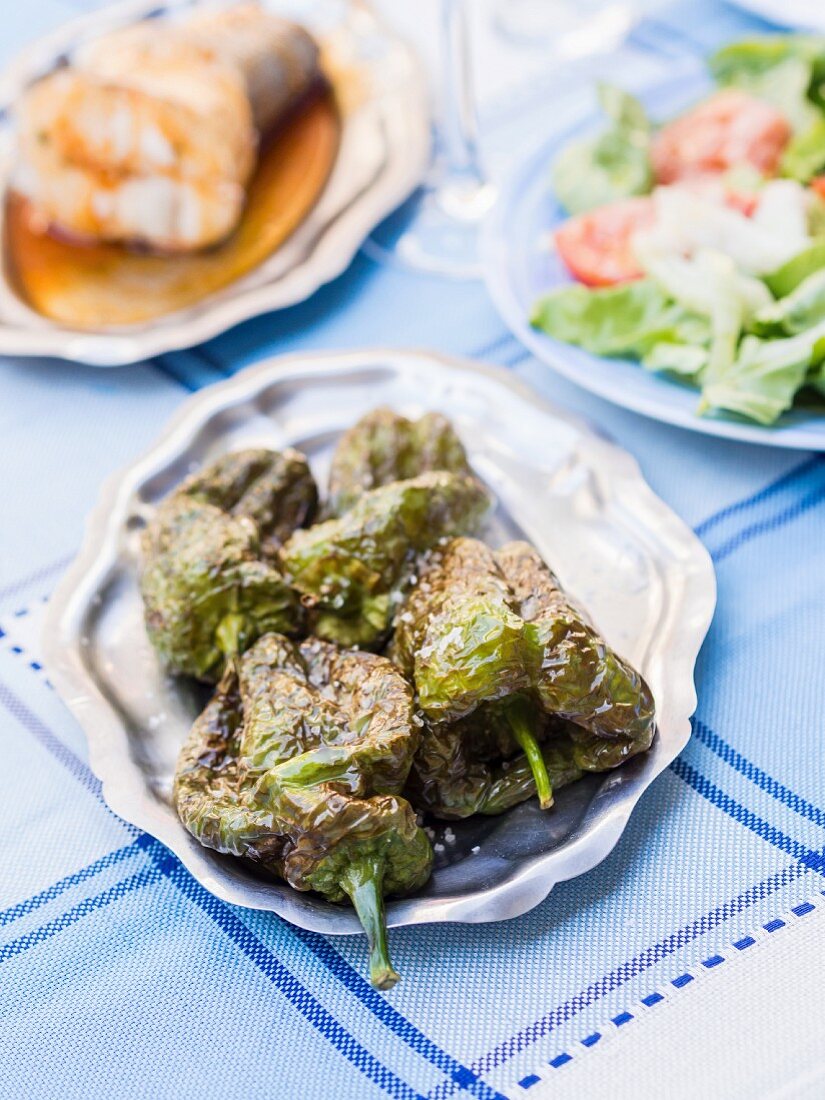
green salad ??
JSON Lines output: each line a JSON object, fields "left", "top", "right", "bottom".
{"left": 531, "top": 35, "right": 825, "bottom": 426}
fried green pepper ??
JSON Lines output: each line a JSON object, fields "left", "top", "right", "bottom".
{"left": 174, "top": 633, "right": 432, "bottom": 989}
{"left": 141, "top": 449, "right": 316, "bottom": 681}
{"left": 279, "top": 471, "right": 491, "bottom": 648}
{"left": 392, "top": 538, "right": 655, "bottom": 817}
{"left": 180, "top": 447, "right": 318, "bottom": 556}
{"left": 497, "top": 541, "right": 655, "bottom": 745}
{"left": 407, "top": 712, "right": 586, "bottom": 818}
{"left": 326, "top": 407, "right": 472, "bottom": 517}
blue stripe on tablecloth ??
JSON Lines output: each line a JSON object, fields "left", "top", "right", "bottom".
{"left": 149, "top": 356, "right": 202, "bottom": 393}
{"left": 129, "top": 846, "right": 430, "bottom": 1100}
{"left": 149, "top": 332, "right": 526, "bottom": 389}
{"left": 693, "top": 458, "right": 822, "bottom": 541}
{"left": 281, "top": 922, "right": 505, "bottom": 1100}
{"left": 691, "top": 719, "right": 825, "bottom": 831}
{"left": 430, "top": 860, "right": 811, "bottom": 1094}
{"left": 188, "top": 344, "right": 234, "bottom": 377}
{"left": 710, "top": 480, "right": 825, "bottom": 563}
{"left": 0, "top": 857, "right": 427, "bottom": 1100}
{"left": 0, "top": 677, "right": 496, "bottom": 1100}
{"left": 669, "top": 759, "right": 825, "bottom": 873}
{"left": 0, "top": 839, "right": 143, "bottom": 926}
{"left": 0, "top": 679, "right": 111, "bottom": 803}
{"left": 538, "top": 892, "right": 824, "bottom": 1081}
{"left": 1, "top": 866, "right": 162, "bottom": 962}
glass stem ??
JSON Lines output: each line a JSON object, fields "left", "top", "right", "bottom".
{"left": 437, "top": 0, "right": 491, "bottom": 216}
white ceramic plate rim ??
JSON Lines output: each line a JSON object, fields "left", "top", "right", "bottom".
{"left": 43, "top": 348, "right": 716, "bottom": 934}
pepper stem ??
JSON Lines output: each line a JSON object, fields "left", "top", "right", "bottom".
{"left": 506, "top": 697, "right": 553, "bottom": 809}
{"left": 340, "top": 857, "right": 399, "bottom": 991}
{"left": 216, "top": 612, "right": 245, "bottom": 664}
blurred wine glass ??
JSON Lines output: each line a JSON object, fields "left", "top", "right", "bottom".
{"left": 362, "top": 0, "right": 496, "bottom": 279}
{"left": 492, "top": 0, "right": 634, "bottom": 55}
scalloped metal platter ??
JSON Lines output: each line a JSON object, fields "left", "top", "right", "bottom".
{"left": 44, "top": 349, "right": 716, "bottom": 935}
{"left": 0, "top": 0, "right": 429, "bottom": 365}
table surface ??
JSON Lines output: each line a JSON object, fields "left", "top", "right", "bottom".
{"left": 2, "top": 3, "right": 824, "bottom": 1099}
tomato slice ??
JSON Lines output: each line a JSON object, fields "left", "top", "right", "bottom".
{"left": 554, "top": 197, "right": 654, "bottom": 287}
{"left": 652, "top": 89, "right": 791, "bottom": 185}
{"left": 811, "top": 176, "right": 825, "bottom": 201}
{"left": 724, "top": 188, "right": 759, "bottom": 218}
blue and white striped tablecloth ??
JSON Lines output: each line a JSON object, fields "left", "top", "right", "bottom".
{"left": 2, "top": 2, "right": 824, "bottom": 1097}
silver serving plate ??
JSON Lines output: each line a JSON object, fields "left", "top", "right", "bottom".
{"left": 44, "top": 349, "right": 716, "bottom": 934}
{"left": 0, "top": 1, "right": 428, "bottom": 366}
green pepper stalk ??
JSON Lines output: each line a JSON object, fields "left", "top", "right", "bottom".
{"left": 340, "top": 858, "right": 398, "bottom": 990}
{"left": 405, "top": 713, "right": 586, "bottom": 818}
{"left": 391, "top": 538, "right": 553, "bottom": 810}
{"left": 505, "top": 696, "right": 553, "bottom": 810}
{"left": 141, "top": 449, "right": 317, "bottom": 681}
{"left": 174, "top": 634, "right": 433, "bottom": 989}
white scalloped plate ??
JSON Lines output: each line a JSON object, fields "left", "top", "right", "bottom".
{"left": 43, "top": 349, "right": 715, "bottom": 935}
{"left": 0, "top": 0, "right": 429, "bottom": 365}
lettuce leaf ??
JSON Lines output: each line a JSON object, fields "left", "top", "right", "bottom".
{"left": 764, "top": 240, "right": 825, "bottom": 297}
{"left": 781, "top": 117, "right": 825, "bottom": 182}
{"left": 699, "top": 322, "right": 825, "bottom": 424}
{"left": 530, "top": 278, "right": 709, "bottom": 357}
{"left": 751, "top": 268, "right": 825, "bottom": 336}
{"left": 717, "top": 55, "right": 817, "bottom": 132}
{"left": 637, "top": 248, "right": 772, "bottom": 320}
{"left": 709, "top": 35, "right": 825, "bottom": 100}
{"left": 642, "top": 342, "right": 708, "bottom": 380}
{"left": 552, "top": 85, "right": 652, "bottom": 215}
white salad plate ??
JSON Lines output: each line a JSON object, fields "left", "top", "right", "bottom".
{"left": 483, "top": 68, "right": 825, "bottom": 451}
{"left": 0, "top": 0, "right": 429, "bottom": 366}
{"left": 43, "top": 348, "right": 715, "bottom": 935}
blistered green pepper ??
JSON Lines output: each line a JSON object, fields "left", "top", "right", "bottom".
{"left": 392, "top": 538, "right": 655, "bottom": 818}
{"left": 279, "top": 471, "right": 491, "bottom": 648}
{"left": 498, "top": 541, "right": 655, "bottom": 745}
{"left": 141, "top": 449, "right": 316, "bottom": 681}
{"left": 174, "top": 633, "right": 432, "bottom": 989}
{"left": 326, "top": 407, "right": 472, "bottom": 517}
{"left": 180, "top": 447, "right": 318, "bottom": 556}
{"left": 407, "top": 711, "right": 586, "bottom": 818}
